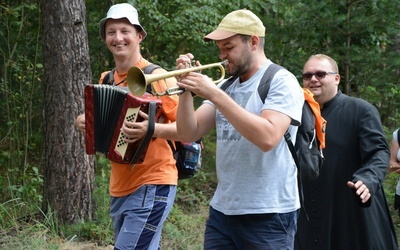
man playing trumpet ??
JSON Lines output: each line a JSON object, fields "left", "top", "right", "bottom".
{"left": 175, "top": 9, "right": 304, "bottom": 250}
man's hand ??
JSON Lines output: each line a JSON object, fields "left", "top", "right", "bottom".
{"left": 75, "top": 114, "right": 86, "bottom": 133}
{"left": 388, "top": 165, "right": 400, "bottom": 174}
{"left": 176, "top": 53, "right": 220, "bottom": 99}
{"left": 120, "top": 110, "right": 149, "bottom": 143}
{"left": 176, "top": 53, "right": 196, "bottom": 71}
{"left": 347, "top": 180, "right": 371, "bottom": 203}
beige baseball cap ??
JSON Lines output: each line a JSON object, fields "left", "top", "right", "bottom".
{"left": 204, "top": 9, "right": 265, "bottom": 42}
{"left": 99, "top": 3, "right": 147, "bottom": 41}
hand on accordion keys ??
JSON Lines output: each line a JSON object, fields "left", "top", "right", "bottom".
{"left": 120, "top": 110, "right": 150, "bottom": 143}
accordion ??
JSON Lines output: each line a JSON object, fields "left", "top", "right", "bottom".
{"left": 84, "top": 84, "right": 162, "bottom": 164}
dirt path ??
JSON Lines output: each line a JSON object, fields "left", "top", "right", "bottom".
{"left": 61, "top": 242, "right": 114, "bottom": 250}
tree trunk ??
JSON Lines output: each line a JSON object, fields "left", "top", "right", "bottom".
{"left": 41, "top": 0, "right": 95, "bottom": 223}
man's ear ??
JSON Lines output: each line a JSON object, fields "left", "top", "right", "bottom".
{"left": 335, "top": 73, "right": 341, "bottom": 83}
{"left": 250, "top": 35, "right": 260, "bottom": 51}
{"left": 137, "top": 32, "right": 144, "bottom": 43}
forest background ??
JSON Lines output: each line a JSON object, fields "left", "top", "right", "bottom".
{"left": 1, "top": 0, "right": 400, "bottom": 249}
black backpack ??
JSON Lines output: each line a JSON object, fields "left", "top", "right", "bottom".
{"left": 102, "top": 64, "right": 203, "bottom": 179}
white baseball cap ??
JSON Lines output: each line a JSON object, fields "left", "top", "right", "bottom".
{"left": 99, "top": 3, "right": 147, "bottom": 41}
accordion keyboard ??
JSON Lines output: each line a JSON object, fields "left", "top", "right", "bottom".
{"left": 115, "top": 107, "right": 140, "bottom": 158}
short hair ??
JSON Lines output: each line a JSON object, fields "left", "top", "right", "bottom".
{"left": 239, "top": 34, "right": 265, "bottom": 49}
{"left": 308, "top": 54, "right": 339, "bottom": 74}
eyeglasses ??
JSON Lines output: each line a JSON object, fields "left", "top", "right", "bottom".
{"left": 302, "top": 71, "right": 337, "bottom": 80}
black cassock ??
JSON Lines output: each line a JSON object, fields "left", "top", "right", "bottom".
{"left": 295, "top": 91, "right": 398, "bottom": 250}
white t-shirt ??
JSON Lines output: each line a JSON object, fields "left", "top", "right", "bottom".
{"left": 204, "top": 60, "right": 304, "bottom": 215}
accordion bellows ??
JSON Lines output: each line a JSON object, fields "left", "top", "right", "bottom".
{"left": 84, "top": 85, "right": 162, "bottom": 164}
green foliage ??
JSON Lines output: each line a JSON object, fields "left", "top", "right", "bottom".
{"left": 384, "top": 173, "right": 400, "bottom": 238}
{"left": 265, "top": 0, "right": 400, "bottom": 126}
{"left": 62, "top": 219, "right": 113, "bottom": 246}
{"left": 0, "top": 0, "right": 44, "bottom": 205}
{"left": 7, "top": 165, "right": 44, "bottom": 204}
{"left": 0, "top": 199, "right": 61, "bottom": 249}
{"left": 61, "top": 157, "right": 114, "bottom": 245}
{"left": 85, "top": 0, "right": 115, "bottom": 82}
{"left": 162, "top": 205, "right": 206, "bottom": 249}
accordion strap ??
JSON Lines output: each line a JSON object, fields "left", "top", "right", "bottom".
{"left": 129, "top": 101, "right": 157, "bottom": 165}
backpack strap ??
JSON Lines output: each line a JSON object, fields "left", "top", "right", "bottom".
{"left": 102, "top": 68, "right": 116, "bottom": 85}
{"left": 141, "top": 64, "right": 180, "bottom": 154}
{"left": 257, "top": 64, "right": 284, "bottom": 102}
{"left": 303, "top": 88, "right": 326, "bottom": 150}
{"left": 219, "top": 76, "right": 238, "bottom": 91}
{"left": 284, "top": 116, "right": 307, "bottom": 220}
{"left": 129, "top": 101, "right": 157, "bottom": 166}
{"left": 142, "top": 63, "right": 161, "bottom": 74}
{"left": 254, "top": 64, "right": 308, "bottom": 220}
{"left": 254, "top": 64, "right": 299, "bottom": 168}
{"left": 101, "top": 64, "right": 161, "bottom": 87}
{"left": 142, "top": 64, "right": 161, "bottom": 94}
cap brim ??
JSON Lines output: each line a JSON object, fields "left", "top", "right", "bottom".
{"left": 203, "top": 30, "right": 237, "bottom": 42}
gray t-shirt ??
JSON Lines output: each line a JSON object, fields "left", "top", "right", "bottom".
{"left": 204, "top": 60, "right": 304, "bottom": 215}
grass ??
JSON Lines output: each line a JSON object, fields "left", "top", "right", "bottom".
{"left": 0, "top": 161, "right": 214, "bottom": 249}
{"left": 0, "top": 193, "right": 209, "bottom": 250}
{"left": 1, "top": 169, "right": 399, "bottom": 249}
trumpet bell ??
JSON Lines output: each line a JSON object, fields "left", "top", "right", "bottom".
{"left": 127, "top": 67, "right": 147, "bottom": 97}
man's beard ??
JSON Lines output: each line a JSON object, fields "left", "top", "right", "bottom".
{"left": 228, "top": 48, "right": 253, "bottom": 78}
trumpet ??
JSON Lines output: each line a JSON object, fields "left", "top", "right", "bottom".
{"left": 127, "top": 60, "right": 228, "bottom": 97}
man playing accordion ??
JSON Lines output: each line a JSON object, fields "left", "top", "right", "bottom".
{"left": 74, "top": 3, "right": 181, "bottom": 249}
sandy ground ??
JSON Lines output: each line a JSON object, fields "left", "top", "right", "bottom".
{"left": 61, "top": 242, "right": 114, "bottom": 250}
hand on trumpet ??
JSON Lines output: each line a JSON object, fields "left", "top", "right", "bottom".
{"left": 176, "top": 53, "right": 220, "bottom": 99}
{"left": 175, "top": 53, "right": 201, "bottom": 81}
{"left": 176, "top": 53, "right": 198, "bottom": 70}
{"left": 120, "top": 110, "right": 149, "bottom": 143}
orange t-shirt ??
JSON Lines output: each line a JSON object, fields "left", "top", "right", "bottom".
{"left": 99, "top": 57, "right": 179, "bottom": 197}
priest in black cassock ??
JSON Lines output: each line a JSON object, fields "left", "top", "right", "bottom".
{"left": 295, "top": 54, "right": 398, "bottom": 250}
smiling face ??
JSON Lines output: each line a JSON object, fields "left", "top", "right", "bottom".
{"left": 104, "top": 18, "right": 142, "bottom": 61}
{"left": 302, "top": 56, "right": 340, "bottom": 107}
